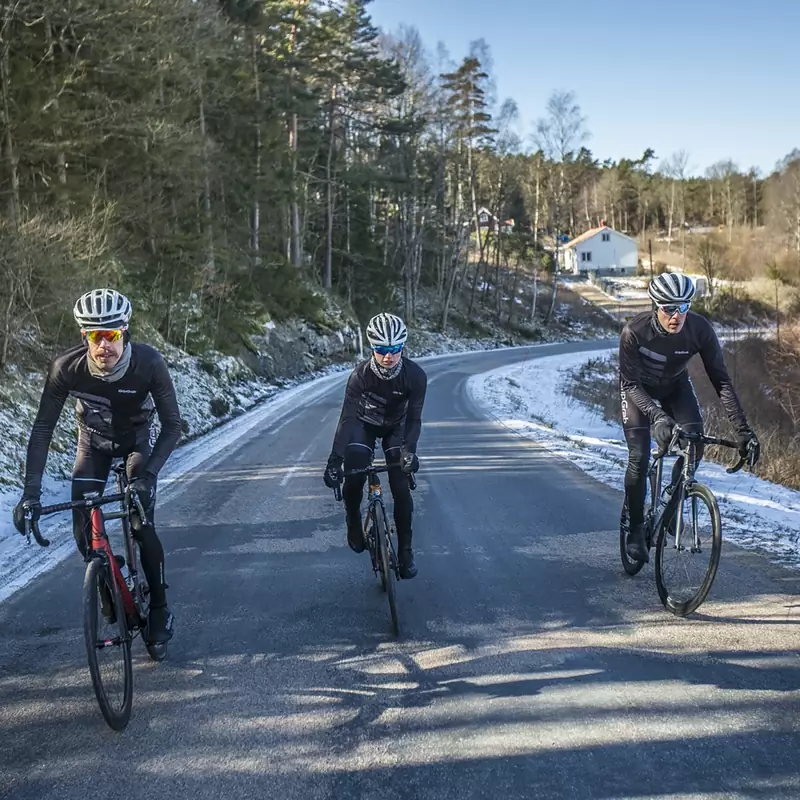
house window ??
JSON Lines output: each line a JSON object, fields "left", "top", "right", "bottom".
{"left": 602, "top": 233, "right": 610, "bottom": 242}
{"left": 581, "top": 252, "right": 592, "bottom": 263}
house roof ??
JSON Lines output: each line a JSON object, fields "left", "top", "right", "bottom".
{"left": 562, "top": 225, "right": 636, "bottom": 249}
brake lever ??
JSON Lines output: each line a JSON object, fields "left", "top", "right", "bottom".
{"left": 726, "top": 456, "right": 746, "bottom": 475}
{"left": 24, "top": 508, "right": 50, "bottom": 548}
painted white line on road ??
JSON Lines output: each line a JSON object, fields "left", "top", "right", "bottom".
{"left": 279, "top": 408, "right": 335, "bottom": 487}
{"left": 280, "top": 441, "right": 317, "bottom": 487}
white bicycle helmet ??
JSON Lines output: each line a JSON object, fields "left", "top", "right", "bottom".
{"left": 365, "top": 313, "right": 408, "bottom": 348}
{"left": 73, "top": 289, "right": 132, "bottom": 330}
{"left": 648, "top": 273, "right": 696, "bottom": 306}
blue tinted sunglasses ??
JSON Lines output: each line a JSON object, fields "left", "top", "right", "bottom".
{"left": 373, "top": 343, "right": 404, "bottom": 356}
{"left": 659, "top": 302, "right": 690, "bottom": 315}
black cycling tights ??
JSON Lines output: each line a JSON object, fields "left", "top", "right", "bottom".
{"left": 72, "top": 433, "right": 167, "bottom": 607}
{"left": 342, "top": 422, "right": 414, "bottom": 549}
{"left": 621, "top": 378, "right": 704, "bottom": 528}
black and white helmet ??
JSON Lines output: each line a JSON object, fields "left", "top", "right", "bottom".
{"left": 648, "top": 273, "right": 696, "bottom": 306}
{"left": 365, "top": 313, "right": 408, "bottom": 348}
{"left": 73, "top": 289, "right": 132, "bottom": 330}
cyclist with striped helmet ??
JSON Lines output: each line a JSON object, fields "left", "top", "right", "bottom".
{"left": 323, "top": 313, "right": 427, "bottom": 578}
{"left": 12, "top": 289, "right": 181, "bottom": 643}
{"left": 619, "top": 273, "right": 759, "bottom": 562}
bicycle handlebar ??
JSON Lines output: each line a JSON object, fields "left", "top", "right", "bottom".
{"left": 24, "top": 488, "right": 146, "bottom": 548}
{"left": 656, "top": 425, "right": 755, "bottom": 475}
{"left": 332, "top": 463, "right": 416, "bottom": 501}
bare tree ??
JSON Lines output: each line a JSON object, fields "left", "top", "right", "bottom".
{"left": 707, "top": 159, "right": 743, "bottom": 243}
{"left": 659, "top": 150, "right": 689, "bottom": 256}
{"left": 534, "top": 90, "right": 589, "bottom": 322}
{"left": 696, "top": 234, "right": 726, "bottom": 299}
{"left": 767, "top": 150, "right": 800, "bottom": 254}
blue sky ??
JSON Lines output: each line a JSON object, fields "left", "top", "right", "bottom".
{"left": 368, "top": 0, "right": 799, "bottom": 177}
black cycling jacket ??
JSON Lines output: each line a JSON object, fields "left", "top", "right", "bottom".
{"left": 331, "top": 357, "right": 428, "bottom": 459}
{"left": 24, "top": 343, "right": 182, "bottom": 498}
{"left": 619, "top": 310, "right": 748, "bottom": 432}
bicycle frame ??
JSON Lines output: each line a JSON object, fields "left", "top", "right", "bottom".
{"left": 647, "top": 426, "right": 745, "bottom": 554}
{"left": 335, "top": 462, "right": 415, "bottom": 575}
{"left": 87, "top": 505, "right": 140, "bottom": 626}
{"left": 26, "top": 463, "right": 148, "bottom": 627}
{"left": 647, "top": 440, "right": 698, "bottom": 553}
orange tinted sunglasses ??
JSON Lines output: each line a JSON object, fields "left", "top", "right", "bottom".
{"left": 84, "top": 329, "right": 124, "bottom": 344}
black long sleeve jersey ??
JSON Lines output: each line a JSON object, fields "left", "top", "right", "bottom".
{"left": 332, "top": 357, "right": 428, "bottom": 459}
{"left": 24, "top": 343, "right": 182, "bottom": 497}
{"left": 618, "top": 310, "right": 748, "bottom": 432}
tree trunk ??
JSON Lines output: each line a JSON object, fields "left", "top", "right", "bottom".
{"left": 251, "top": 35, "right": 262, "bottom": 266}
{"left": 529, "top": 269, "right": 539, "bottom": 323}
{"left": 323, "top": 85, "right": 337, "bottom": 289}
{"left": 441, "top": 222, "right": 467, "bottom": 331}
{"left": 545, "top": 271, "right": 559, "bottom": 323}
{"left": 43, "top": 19, "right": 67, "bottom": 188}
{"left": 533, "top": 163, "right": 540, "bottom": 251}
{"left": 666, "top": 181, "right": 675, "bottom": 253}
{"left": 507, "top": 257, "right": 521, "bottom": 325}
{"left": 196, "top": 49, "right": 215, "bottom": 273}
{"left": 0, "top": 7, "right": 19, "bottom": 226}
{"left": 288, "top": 5, "right": 306, "bottom": 267}
{"left": 144, "top": 137, "right": 157, "bottom": 255}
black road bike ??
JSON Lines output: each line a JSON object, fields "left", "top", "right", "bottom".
{"left": 334, "top": 463, "right": 416, "bottom": 636}
{"left": 620, "top": 425, "right": 757, "bottom": 616}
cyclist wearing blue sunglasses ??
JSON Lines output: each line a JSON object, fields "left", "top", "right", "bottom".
{"left": 323, "top": 313, "right": 427, "bottom": 578}
{"left": 619, "top": 272, "right": 759, "bottom": 562}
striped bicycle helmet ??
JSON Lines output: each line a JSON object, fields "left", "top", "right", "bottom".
{"left": 648, "top": 273, "right": 696, "bottom": 306}
{"left": 73, "top": 289, "right": 132, "bottom": 330}
{"left": 365, "top": 313, "right": 408, "bottom": 348}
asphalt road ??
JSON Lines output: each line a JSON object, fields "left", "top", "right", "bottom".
{"left": 2, "top": 340, "right": 800, "bottom": 800}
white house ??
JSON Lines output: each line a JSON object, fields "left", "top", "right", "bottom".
{"left": 559, "top": 225, "right": 638, "bottom": 276}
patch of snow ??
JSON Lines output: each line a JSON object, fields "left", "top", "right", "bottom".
{"left": 467, "top": 349, "right": 800, "bottom": 570}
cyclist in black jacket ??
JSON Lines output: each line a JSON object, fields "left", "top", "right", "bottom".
{"left": 619, "top": 273, "right": 760, "bottom": 562}
{"left": 12, "top": 289, "right": 181, "bottom": 642}
{"left": 323, "top": 313, "right": 427, "bottom": 579}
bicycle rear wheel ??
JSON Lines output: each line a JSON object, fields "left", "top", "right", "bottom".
{"left": 655, "top": 483, "right": 721, "bottom": 617}
{"left": 620, "top": 501, "right": 646, "bottom": 576}
{"left": 374, "top": 503, "right": 399, "bottom": 636}
{"left": 83, "top": 558, "right": 133, "bottom": 730}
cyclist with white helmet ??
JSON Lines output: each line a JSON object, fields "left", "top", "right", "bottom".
{"left": 13, "top": 289, "right": 181, "bottom": 643}
{"left": 323, "top": 313, "right": 427, "bottom": 578}
{"left": 619, "top": 272, "right": 760, "bottom": 562}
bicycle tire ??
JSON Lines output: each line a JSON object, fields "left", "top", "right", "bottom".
{"left": 374, "top": 502, "right": 399, "bottom": 636}
{"left": 83, "top": 558, "right": 133, "bottom": 731}
{"left": 655, "top": 482, "right": 721, "bottom": 617}
{"left": 620, "top": 501, "right": 646, "bottom": 576}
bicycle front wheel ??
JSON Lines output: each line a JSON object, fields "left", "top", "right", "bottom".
{"left": 83, "top": 558, "right": 133, "bottom": 730}
{"left": 374, "top": 503, "right": 399, "bottom": 636}
{"left": 655, "top": 483, "right": 722, "bottom": 617}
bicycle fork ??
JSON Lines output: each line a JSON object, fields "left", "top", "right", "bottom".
{"left": 673, "top": 487, "right": 703, "bottom": 555}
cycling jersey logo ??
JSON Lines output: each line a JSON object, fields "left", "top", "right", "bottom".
{"left": 674, "top": 350, "right": 689, "bottom": 355}
{"left": 620, "top": 390, "right": 629, "bottom": 424}
{"left": 117, "top": 388, "right": 137, "bottom": 394}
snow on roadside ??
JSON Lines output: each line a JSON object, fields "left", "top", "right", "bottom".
{"left": 466, "top": 349, "right": 800, "bottom": 570}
